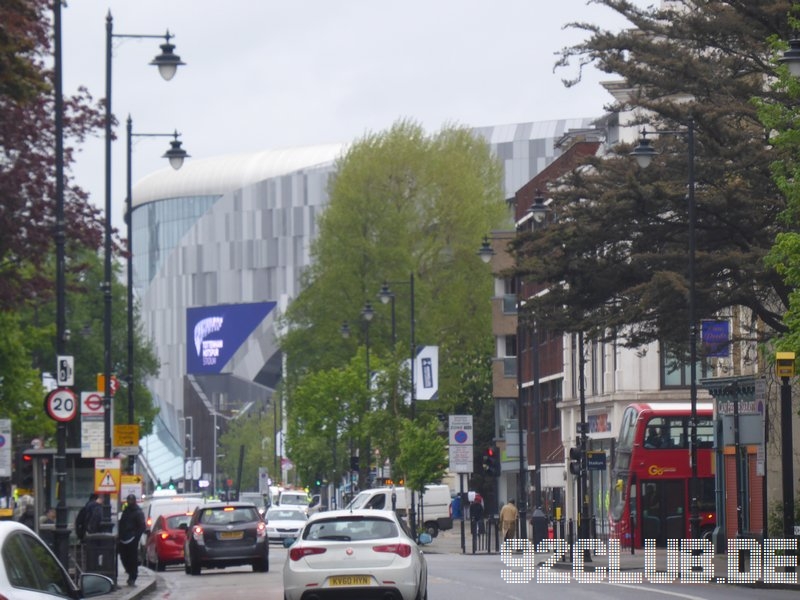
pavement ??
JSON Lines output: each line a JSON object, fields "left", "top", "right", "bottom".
{"left": 95, "top": 558, "right": 157, "bottom": 600}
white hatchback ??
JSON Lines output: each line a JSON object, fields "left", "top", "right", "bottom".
{"left": 0, "top": 520, "right": 113, "bottom": 599}
{"left": 282, "top": 509, "right": 431, "bottom": 600}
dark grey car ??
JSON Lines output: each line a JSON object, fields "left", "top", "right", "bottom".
{"left": 183, "top": 502, "right": 269, "bottom": 575}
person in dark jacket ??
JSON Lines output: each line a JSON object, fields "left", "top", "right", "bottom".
{"left": 75, "top": 493, "right": 104, "bottom": 541}
{"left": 117, "top": 494, "right": 146, "bottom": 586}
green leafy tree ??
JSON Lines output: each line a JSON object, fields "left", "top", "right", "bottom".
{"left": 279, "top": 119, "right": 507, "bottom": 479}
{"left": 516, "top": 1, "right": 794, "bottom": 354}
{"left": 759, "top": 10, "right": 800, "bottom": 356}
{"left": 394, "top": 419, "right": 448, "bottom": 494}
{"left": 16, "top": 247, "right": 160, "bottom": 446}
{"left": 284, "top": 356, "right": 365, "bottom": 487}
{"left": 217, "top": 413, "right": 276, "bottom": 493}
{"left": 0, "top": 311, "right": 53, "bottom": 442}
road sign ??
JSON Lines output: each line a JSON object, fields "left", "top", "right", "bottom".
{"left": 113, "top": 424, "right": 139, "bottom": 454}
{"left": 96, "top": 374, "right": 121, "bottom": 397}
{"left": 0, "top": 420, "right": 10, "bottom": 478}
{"left": 44, "top": 388, "right": 78, "bottom": 422}
{"left": 94, "top": 458, "right": 121, "bottom": 494}
{"left": 121, "top": 475, "right": 143, "bottom": 501}
{"left": 448, "top": 415, "right": 473, "bottom": 473}
{"left": 81, "top": 392, "right": 104, "bottom": 416}
{"left": 56, "top": 355, "right": 74, "bottom": 387}
{"left": 587, "top": 451, "right": 607, "bottom": 471}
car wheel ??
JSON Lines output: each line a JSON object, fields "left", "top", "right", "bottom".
{"left": 415, "top": 585, "right": 428, "bottom": 600}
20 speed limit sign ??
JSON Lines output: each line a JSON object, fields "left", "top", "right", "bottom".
{"left": 44, "top": 388, "right": 78, "bottom": 422}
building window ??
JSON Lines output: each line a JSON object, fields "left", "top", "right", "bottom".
{"left": 660, "top": 341, "right": 709, "bottom": 388}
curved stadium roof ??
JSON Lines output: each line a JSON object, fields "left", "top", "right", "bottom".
{"left": 132, "top": 142, "right": 346, "bottom": 207}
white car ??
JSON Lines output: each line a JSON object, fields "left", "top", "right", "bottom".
{"left": 264, "top": 507, "right": 307, "bottom": 543}
{"left": 0, "top": 520, "right": 113, "bottom": 599}
{"left": 282, "top": 509, "right": 431, "bottom": 600}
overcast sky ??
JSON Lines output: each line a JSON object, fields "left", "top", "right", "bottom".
{"left": 61, "top": 1, "right": 650, "bottom": 233}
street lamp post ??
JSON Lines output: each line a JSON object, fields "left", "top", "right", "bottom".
{"left": 776, "top": 352, "right": 796, "bottom": 539}
{"left": 631, "top": 119, "right": 700, "bottom": 538}
{"left": 103, "top": 11, "right": 183, "bottom": 528}
{"left": 51, "top": 0, "right": 70, "bottom": 567}
{"left": 125, "top": 117, "right": 187, "bottom": 475}
{"left": 527, "top": 191, "right": 551, "bottom": 527}
{"left": 377, "top": 274, "right": 417, "bottom": 536}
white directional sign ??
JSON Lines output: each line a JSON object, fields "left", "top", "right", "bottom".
{"left": 0, "top": 420, "right": 11, "bottom": 478}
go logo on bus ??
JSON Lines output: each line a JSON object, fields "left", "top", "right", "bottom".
{"left": 647, "top": 464, "right": 678, "bottom": 476}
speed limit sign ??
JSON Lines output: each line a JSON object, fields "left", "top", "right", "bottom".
{"left": 44, "top": 388, "right": 78, "bottom": 422}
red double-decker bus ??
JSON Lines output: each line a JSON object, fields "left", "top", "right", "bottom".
{"left": 609, "top": 402, "right": 716, "bottom": 547}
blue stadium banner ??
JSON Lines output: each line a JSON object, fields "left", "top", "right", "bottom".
{"left": 701, "top": 319, "right": 730, "bottom": 358}
{"left": 186, "top": 302, "right": 276, "bottom": 374}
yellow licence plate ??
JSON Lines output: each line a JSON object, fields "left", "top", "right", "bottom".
{"left": 218, "top": 531, "right": 244, "bottom": 540}
{"left": 329, "top": 575, "right": 371, "bottom": 586}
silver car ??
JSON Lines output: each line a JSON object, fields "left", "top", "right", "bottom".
{"left": 282, "top": 509, "right": 430, "bottom": 600}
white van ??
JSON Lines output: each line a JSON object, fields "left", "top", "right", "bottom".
{"left": 346, "top": 484, "right": 453, "bottom": 537}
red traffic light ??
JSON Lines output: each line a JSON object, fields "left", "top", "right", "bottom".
{"left": 22, "top": 454, "right": 32, "bottom": 462}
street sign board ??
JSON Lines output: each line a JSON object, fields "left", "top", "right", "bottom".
{"left": 0, "top": 420, "right": 10, "bottom": 478}
{"left": 94, "top": 458, "right": 121, "bottom": 494}
{"left": 120, "top": 474, "right": 143, "bottom": 501}
{"left": 56, "top": 356, "right": 74, "bottom": 387}
{"left": 44, "top": 388, "right": 77, "bottom": 422}
{"left": 81, "top": 392, "right": 105, "bottom": 458}
{"left": 587, "top": 451, "right": 607, "bottom": 471}
{"left": 113, "top": 424, "right": 139, "bottom": 455}
{"left": 448, "top": 415, "right": 473, "bottom": 473}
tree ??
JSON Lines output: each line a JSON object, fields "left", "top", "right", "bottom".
{"left": 394, "top": 419, "right": 448, "bottom": 494}
{"left": 279, "top": 119, "right": 507, "bottom": 478}
{"left": 16, "top": 247, "right": 160, "bottom": 445}
{"left": 283, "top": 356, "right": 365, "bottom": 488}
{"left": 759, "top": 11, "right": 800, "bottom": 355}
{"left": 217, "top": 412, "right": 276, "bottom": 493}
{"left": 516, "top": 1, "right": 795, "bottom": 353}
{"left": 0, "top": 0, "right": 105, "bottom": 310}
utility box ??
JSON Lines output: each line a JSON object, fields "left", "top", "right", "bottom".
{"left": 82, "top": 533, "right": 117, "bottom": 583}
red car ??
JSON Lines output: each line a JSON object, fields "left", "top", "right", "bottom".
{"left": 145, "top": 512, "right": 192, "bottom": 570}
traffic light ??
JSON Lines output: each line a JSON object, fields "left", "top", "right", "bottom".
{"left": 350, "top": 455, "right": 360, "bottom": 471}
{"left": 15, "top": 451, "right": 34, "bottom": 490}
{"left": 482, "top": 446, "right": 501, "bottom": 477}
{"left": 568, "top": 447, "right": 582, "bottom": 476}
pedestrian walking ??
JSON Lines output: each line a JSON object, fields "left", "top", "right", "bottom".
{"left": 499, "top": 499, "right": 518, "bottom": 541}
{"left": 74, "top": 493, "right": 103, "bottom": 541}
{"left": 117, "top": 494, "right": 146, "bottom": 587}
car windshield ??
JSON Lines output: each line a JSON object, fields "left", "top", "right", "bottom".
{"left": 303, "top": 517, "right": 397, "bottom": 541}
{"left": 198, "top": 507, "right": 260, "bottom": 525}
{"left": 267, "top": 509, "right": 306, "bottom": 521}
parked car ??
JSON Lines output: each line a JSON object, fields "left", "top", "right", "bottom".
{"left": 139, "top": 494, "right": 205, "bottom": 564}
{"left": 0, "top": 520, "right": 114, "bottom": 599}
{"left": 184, "top": 502, "right": 269, "bottom": 575}
{"left": 144, "top": 512, "right": 192, "bottom": 571}
{"left": 264, "top": 507, "right": 307, "bottom": 543}
{"left": 282, "top": 509, "right": 431, "bottom": 600}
